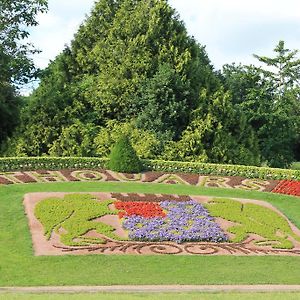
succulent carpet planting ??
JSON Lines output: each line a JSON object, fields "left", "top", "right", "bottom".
{"left": 204, "top": 198, "right": 300, "bottom": 249}
{"left": 3, "top": 169, "right": 300, "bottom": 197}
{"left": 34, "top": 194, "right": 122, "bottom": 246}
{"left": 24, "top": 192, "right": 300, "bottom": 256}
{"left": 0, "top": 169, "right": 281, "bottom": 192}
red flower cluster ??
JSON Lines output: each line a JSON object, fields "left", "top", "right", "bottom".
{"left": 114, "top": 201, "right": 166, "bottom": 219}
{"left": 272, "top": 180, "right": 300, "bottom": 196}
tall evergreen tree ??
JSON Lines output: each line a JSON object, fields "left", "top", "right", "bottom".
{"left": 164, "top": 88, "right": 260, "bottom": 166}
{"left": 8, "top": 0, "right": 218, "bottom": 156}
{"left": 134, "top": 64, "right": 191, "bottom": 141}
{"left": 75, "top": 0, "right": 217, "bottom": 120}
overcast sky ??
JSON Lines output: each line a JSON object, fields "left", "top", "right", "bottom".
{"left": 28, "top": 0, "right": 300, "bottom": 72}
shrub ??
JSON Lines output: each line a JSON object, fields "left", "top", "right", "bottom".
{"left": 49, "top": 121, "right": 99, "bottom": 157}
{"left": 107, "top": 135, "right": 143, "bottom": 173}
{"left": 94, "top": 120, "right": 161, "bottom": 159}
{"left": 143, "top": 159, "right": 300, "bottom": 180}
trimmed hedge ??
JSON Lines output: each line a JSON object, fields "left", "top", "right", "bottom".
{"left": 0, "top": 157, "right": 108, "bottom": 172}
{"left": 143, "top": 160, "right": 300, "bottom": 180}
{"left": 0, "top": 157, "right": 300, "bottom": 180}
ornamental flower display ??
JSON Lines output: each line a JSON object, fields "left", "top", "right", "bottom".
{"left": 114, "top": 201, "right": 166, "bottom": 219}
{"left": 116, "top": 200, "right": 228, "bottom": 244}
{"left": 272, "top": 180, "right": 300, "bottom": 197}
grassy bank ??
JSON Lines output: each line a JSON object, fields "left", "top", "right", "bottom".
{"left": 1, "top": 181, "right": 300, "bottom": 286}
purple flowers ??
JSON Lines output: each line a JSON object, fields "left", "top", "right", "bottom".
{"left": 121, "top": 200, "right": 228, "bottom": 243}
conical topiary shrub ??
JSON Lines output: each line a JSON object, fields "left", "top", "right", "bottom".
{"left": 107, "top": 135, "right": 143, "bottom": 173}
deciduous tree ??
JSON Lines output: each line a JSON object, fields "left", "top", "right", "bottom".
{"left": 0, "top": 0, "right": 47, "bottom": 146}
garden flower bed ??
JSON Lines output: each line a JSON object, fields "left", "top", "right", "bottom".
{"left": 0, "top": 169, "right": 280, "bottom": 193}
{"left": 118, "top": 200, "right": 227, "bottom": 243}
{"left": 23, "top": 192, "right": 300, "bottom": 256}
{"left": 3, "top": 168, "right": 300, "bottom": 198}
{"left": 272, "top": 180, "right": 300, "bottom": 196}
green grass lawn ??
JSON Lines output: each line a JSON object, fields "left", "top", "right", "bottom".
{"left": 1, "top": 181, "right": 300, "bottom": 286}
{"left": 1, "top": 292, "right": 300, "bottom": 300}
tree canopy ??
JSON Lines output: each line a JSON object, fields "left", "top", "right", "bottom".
{"left": 222, "top": 41, "right": 300, "bottom": 167}
{"left": 1, "top": 1, "right": 299, "bottom": 168}
{"left": 5, "top": 0, "right": 219, "bottom": 157}
{"left": 0, "top": 0, "right": 48, "bottom": 145}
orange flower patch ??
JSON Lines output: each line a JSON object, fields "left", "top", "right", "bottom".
{"left": 272, "top": 180, "right": 300, "bottom": 197}
{"left": 114, "top": 201, "right": 166, "bottom": 219}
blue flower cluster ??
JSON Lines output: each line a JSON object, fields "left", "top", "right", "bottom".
{"left": 122, "top": 200, "right": 228, "bottom": 243}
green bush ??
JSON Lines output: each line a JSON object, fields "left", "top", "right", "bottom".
{"left": 107, "top": 135, "right": 143, "bottom": 173}
{"left": 143, "top": 159, "right": 300, "bottom": 180}
{"left": 94, "top": 120, "right": 161, "bottom": 159}
{"left": 49, "top": 121, "right": 99, "bottom": 157}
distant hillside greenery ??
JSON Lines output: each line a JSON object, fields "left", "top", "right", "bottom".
{"left": 1, "top": 0, "right": 300, "bottom": 168}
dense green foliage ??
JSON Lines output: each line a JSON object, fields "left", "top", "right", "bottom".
{"left": 94, "top": 120, "right": 161, "bottom": 159}
{"left": 162, "top": 88, "right": 260, "bottom": 165}
{"left": 144, "top": 159, "right": 300, "bottom": 180}
{"left": 0, "top": 0, "right": 47, "bottom": 145}
{"left": 0, "top": 156, "right": 108, "bottom": 171}
{"left": 4, "top": 0, "right": 218, "bottom": 158}
{"left": 134, "top": 63, "right": 192, "bottom": 140}
{"left": 222, "top": 41, "right": 300, "bottom": 167}
{"left": 108, "top": 135, "right": 143, "bottom": 173}
{"left": 291, "top": 162, "right": 300, "bottom": 170}
{"left": 1, "top": 0, "right": 299, "bottom": 168}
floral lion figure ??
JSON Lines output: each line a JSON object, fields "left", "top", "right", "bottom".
{"left": 35, "top": 194, "right": 121, "bottom": 246}
{"left": 204, "top": 198, "right": 300, "bottom": 249}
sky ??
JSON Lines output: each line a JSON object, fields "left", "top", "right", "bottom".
{"left": 27, "top": 0, "right": 300, "bottom": 78}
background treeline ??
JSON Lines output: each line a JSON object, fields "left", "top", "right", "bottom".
{"left": 1, "top": 0, "right": 300, "bottom": 168}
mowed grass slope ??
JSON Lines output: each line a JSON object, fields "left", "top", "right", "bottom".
{"left": 1, "top": 181, "right": 300, "bottom": 286}
{"left": 1, "top": 292, "right": 300, "bottom": 300}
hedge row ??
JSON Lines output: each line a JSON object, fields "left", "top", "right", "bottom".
{"left": 143, "top": 160, "right": 300, "bottom": 180}
{"left": 0, "top": 157, "right": 108, "bottom": 172}
{"left": 0, "top": 157, "right": 300, "bottom": 180}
